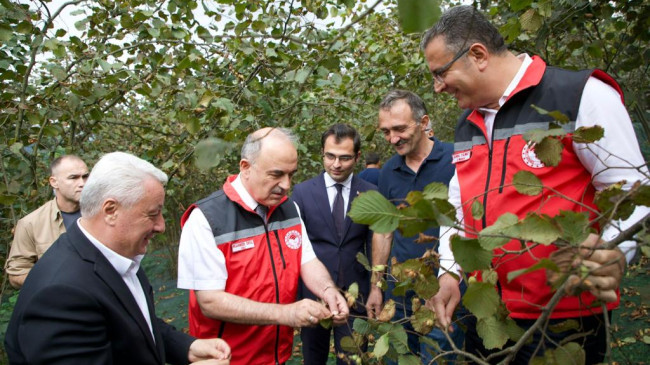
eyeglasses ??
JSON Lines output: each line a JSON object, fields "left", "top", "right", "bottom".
{"left": 432, "top": 47, "right": 470, "bottom": 84}
{"left": 324, "top": 153, "right": 355, "bottom": 162}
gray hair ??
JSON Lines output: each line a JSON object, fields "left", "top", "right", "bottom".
{"left": 379, "top": 90, "right": 428, "bottom": 123}
{"left": 80, "top": 152, "right": 168, "bottom": 218}
{"left": 420, "top": 5, "right": 507, "bottom": 55}
{"left": 241, "top": 127, "right": 298, "bottom": 164}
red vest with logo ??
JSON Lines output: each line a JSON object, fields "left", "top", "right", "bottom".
{"left": 452, "top": 57, "right": 623, "bottom": 319}
{"left": 181, "top": 176, "right": 303, "bottom": 364}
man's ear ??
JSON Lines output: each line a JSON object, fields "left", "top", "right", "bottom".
{"left": 240, "top": 159, "right": 251, "bottom": 177}
{"left": 49, "top": 176, "right": 58, "bottom": 190}
{"left": 468, "top": 43, "right": 489, "bottom": 71}
{"left": 102, "top": 199, "right": 119, "bottom": 225}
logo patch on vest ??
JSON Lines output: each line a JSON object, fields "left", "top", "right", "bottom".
{"left": 521, "top": 143, "right": 545, "bottom": 169}
{"left": 284, "top": 230, "right": 302, "bottom": 249}
{"left": 232, "top": 240, "right": 255, "bottom": 253}
{"left": 452, "top": 150, "right": 471, "bottom": 164}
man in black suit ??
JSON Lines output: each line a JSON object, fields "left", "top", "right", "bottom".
{"left": 292, "top": 124, "right": 376, "bottom": 365}
{"left": 4, "top": 152, "right": 230, "bottom": 365}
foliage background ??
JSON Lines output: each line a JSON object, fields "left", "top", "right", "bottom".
{"left": 0, "top": 0, "right": 648, "bottom": 363}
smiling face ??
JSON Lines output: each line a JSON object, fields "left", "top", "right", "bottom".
{"left": 111, "top": 177, "right": 166, "bottom": 259}
{"left": 424, "top": 36, "right": 479, "bottom": 109}
{"left": 378, "top": 100, "right": 428, "bottom": 157}
{"left": 241, "top": 134, "right": 298, "bottom": 207}
{"left": 323, "top": 135, "right": 359, "bottom": 183}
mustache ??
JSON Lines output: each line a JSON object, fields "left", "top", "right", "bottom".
{"left": 271, "top": 187, "right": 286, "bottom": 195}
{"left": 395, "top": 139, "right": 407, "bottom": 147}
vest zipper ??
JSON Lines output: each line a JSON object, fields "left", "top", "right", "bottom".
{"left": 274, "top": 230, "right": 287, "bottom": 269}
{"left": 498, "top": 137, "right": 511, "bottom": 193}
{"left": 262, "top": 227, "right": 282, "bottom": 364}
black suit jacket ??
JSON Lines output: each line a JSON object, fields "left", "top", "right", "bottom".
{"left": 4, "top": 223, "right": 194, "bottom": 365}
{"left": 292, "top": 173, "right": 376, "bottom": 309}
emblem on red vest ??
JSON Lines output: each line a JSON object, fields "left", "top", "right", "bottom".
{"left": 284, "top": 230, "right": 302, "bottom": 249}
{"left": 521, "top": 142, "right": 545, "bottom": 168}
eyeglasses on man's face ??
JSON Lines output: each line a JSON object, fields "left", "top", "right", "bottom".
{"left": 324, "top": 153, "right": 355, "bottom": 163}
{"left": 432, "top": 47, "right": 470, "bottom": 84}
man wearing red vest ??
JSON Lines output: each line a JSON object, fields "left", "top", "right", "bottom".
{"left": 177, "top": 127, "right": 349, "bottom": 365}
{"left": 421, "top": 5, "right": 648, "bottom": 364}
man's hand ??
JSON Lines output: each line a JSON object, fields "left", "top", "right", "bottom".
{"left": 280, "top": 299, "right": 334, "bottom": 327}
{"left": 188, "top": 338, "right": 231, "bottom": 364}
{"left": 321, "top": 286, "right": 350, "bottom": 326}
{"left": 426, "top": 273, "right": 460, "bottom": 331}
{"left": 365, "top": 285, "right": 383, "bottom": 319}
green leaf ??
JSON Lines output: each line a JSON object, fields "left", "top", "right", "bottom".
{"left": 479, "top": 213, "right": 518, "bottom": 250}
{"left": 356, "top": 252, "right": 371, "bottom": 271}
{"left": 572, "top": 125, "right": 604, "bottom": 143}
{"left": 397, "top": 0, "right": 441, "bottom": 34}
{"left": 0, "top": 24, "right": 13, "bottom": 41}
{"left": 16, "top": 21, "right": 33, "bottom": 34}
{"left": 0, "top": 195, "right": 18, "bottom": 205}
{"left": 295, "top": 68, "right": 310, "bottom": 83}
{"left": 194, "top": 137, "right": 236, "bottom": 170}
{"left": 554, "top": 211, "right": 591, "bottom": 245}
{"left": 476, "top": 316, "right": 509, "bottom": 349}
{"left": 516, "top": 213, "right": 560, "bottom": 245}
{"left": 397, "top": 354, "right": 421, "bottom": 365}
{"left": 522, "top": 128, "right": 566, "bottom": 144}
{"left": 353, "top": 318, "right": 371, "bottom": 335}
{"left": 471, "top": 200, "right": 484, "bottom": 220}
{"left": 520, "top": 9, "right": 543, "bottom": 32}
{"left": 410, "top": 306, "right": 435, "bottom": 334}
{"left": 548, "top": 319, "right": 580, "bottom": 333}
{"left": 507, "top": 258, "right": 558, "bottom": 283}
{"left": 631, "top": 185, "right": 650, "bottom": 206}
{"left": 512, "top": 170, "right": 543, "bottom": 196}
{"left": 463, "top": 282, "right": 501, "bottom": 320}
{"left": 373, "top": 333, "right": 390, "bottom": 358}
{"left": 387, "top": 324, "right": 410, "bottom": 354}
{"left": 534, "top": 137, "right": 564, "bottom": 167}
{"left": 451, "top": 236, "right": 493, "bottom": 272}
{"left": 349, "top": 191, "right": 400, "bottom": 234}
{"left": 340, "top": 336, "right": 357, "bottom": 353}
{"left": 422, "top": 182, "right": 448, "bottom": 200}
{"left": 530, "top": 342, "right": 586, "bottom": 365}
{"left": 530, "top": 105, "right": 570, "bottom": 123}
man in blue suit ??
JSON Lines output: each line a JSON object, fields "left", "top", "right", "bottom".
{"left": 292, "top": 124, "right": 376, "bottom": 365}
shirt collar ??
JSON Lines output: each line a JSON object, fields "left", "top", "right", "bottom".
{"left": 323, "top": 172, "right": 353, "bottom": 189}
{"left": 77, "top": 221, "right": 143, "bottom": 276}
{"left": 232, "top": 174, "right": 260, "bottom": 211}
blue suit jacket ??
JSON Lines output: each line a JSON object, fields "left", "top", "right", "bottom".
{"left": 291, "top": 173, "right": 376, "bottom": 309}
{"left": 4, "top": 223, "right": 194, "bottom": 365}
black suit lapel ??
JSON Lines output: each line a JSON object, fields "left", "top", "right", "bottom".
{"left": 69, "top": 224, "right": 161, "bottom": 362}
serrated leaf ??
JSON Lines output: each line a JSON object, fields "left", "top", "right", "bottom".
{"left": 479, "top": 213, "right": 519, "bottom": 250}
{"left": 356, "top": 252, "right": 371, "bottom": 271}
{"left": 353, "top": 318, "right": 371, "bottom": 335}
{"left": 522, "top": 128, "right": 566, "bottom": 144}
{"left": 471, "top": 200, "right": 484, "bottom": 220}
{"left": 397, "top": 354, "right": 421, "bottom": 365}
{"left": 194, "top": 137, "right": 235, "bottom": 170}
{"left": 373, "top": 333, "right": 390, "bottom": 358}
{"left": 505, "top": 317, "right": 525, "bottom": 341}
{"left": 295, "top": 68, "right": 310, "bottom": 83}
{"left": 349, "top": 191, "right": 400, "bottom": 233}
{"left": 397, "top": 0, "right": 441, "bottom": 34}
{"left": 507, "top": 258, "right": 558, "bottom": 283}
{"left": 411, "top": 306, "right": 436, "bottom": 334}
{"left": 463, "top": 282, "right": 500, "bottom": 320}
{"left": 520, "top": 9, "right": 543, "bottom": 32}
{"left": 512, "top": 170, "right": 543, "bottom": 196}
{"left": 476, "top": 316, "right": 509, "bottom": 349}
{"left": 573, "top": 125, "right": 604, "bottom": 143}
{"left": 387, "top": 324, "right": 410, "bottom": 354}
{"left": 340, "top": 336, "right": 357, "bottom": 353}
{"left": 451, "top": 235, "right": 493, "bottom": 272}
{"left": 535, "top": 137, "right": 564, "bottom": 167}
{"left": 422, "top": 182, "right": 448, "bottom": 200}
{"left": 548, "top": 319, "right": 580, "bottom": 333}
{"left": 516, "top": 213, "right": 560, "bottom": 245}
{"left": 554, "top": 211, "right": 591, "bottom": 245}
{"left": 530, "top": 105, "right": 570, "bottom": 124}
